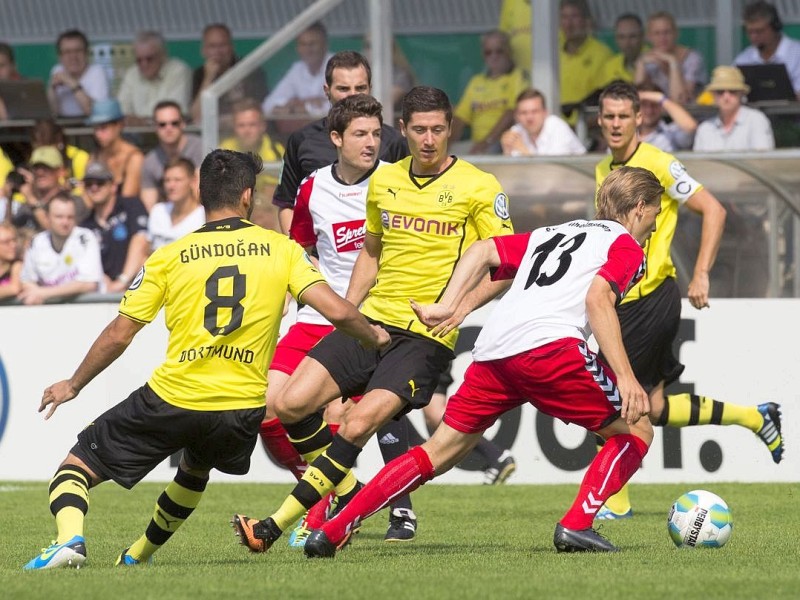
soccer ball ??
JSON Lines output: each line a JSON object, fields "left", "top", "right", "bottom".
{"left": 667, "top": 489, "right": 733, "bottom": 548}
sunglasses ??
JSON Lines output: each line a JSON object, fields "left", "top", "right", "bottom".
{"left": 713, "top": 89, "right": 741, "bottom": 96}
{"left": 84, "top": 179, "right": 111, "bottom": 188}
{"left": 157, "top": 120, "right": 182, "bottom": 129}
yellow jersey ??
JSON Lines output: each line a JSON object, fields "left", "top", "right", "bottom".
{"left": 220, "top": 135, "right": 285, "bottom": 187}
{"left": 0, "top": 149, "right": 12, "bottom": 187}
{"left": 595, "top": 142, "right": 703, "bottom": 303}
{"left": 454, "top": 68, "right": 528, "bottom": 142}
{"left": 120, "top": 217, "right": 325, "bottom": 411}
{"left": 600, "top": 53, "right": 636, "bottom": 86}
{"left": 561, "top": 36, "right": 613, "bottom": 124}
{"left": 364, "top": 156, "right": 513, "bottom": 349}
{"left": 498, "top": 0, "right": 532, "bottom": 73}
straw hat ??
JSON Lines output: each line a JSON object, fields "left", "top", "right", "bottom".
{"left": 705, "top": 66, "right": 750, "bottom": 94}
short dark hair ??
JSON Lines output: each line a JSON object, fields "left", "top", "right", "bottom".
{"left": 515, "top": 88, "right": 547, "bottom": 109}
{"left": 560, "top": 0, "right": 591, "bottom": 19}
{"left": 328, "top": 94, "right": 383, "bottom": 136}
{"left": 743, "top": 1, "right": 783, "bottom": 31}
{"left": 615, "top": 13, "right": 643, "bottom": 30}
{"left": 325, "top": 50, "right": 372, "bottom": 87}
{"left": 199, "top": 150, "right": 262, "bottom": 212}
{"left": 48, "top": 191, "right": 77, "bottom": 214}
{"left": 599, "top": 81, "right": 641, "bottom": 113}
{"left": 202, "top": 23, "right": 232, "bottom": 39}
{"left": 56, "top": 29, "right": 89, "bottom": 53}
{"left": 153, "top": 100, "right": 184, "bottom": 120}
{"left": 304, "top": 21, "right": 328, "bottom": 39}
{"left": 164, "top": 156, "right": 196, "bottom": 178}
{"left": 401, "top": 86, "right": 452, "bottom": 125}
{"left": 0, "top": 42, "right": 15, "bottom": 64}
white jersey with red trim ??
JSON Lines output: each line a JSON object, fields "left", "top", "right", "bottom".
{"left": 472, "top": 220, "right": 645, "bottom": 361}
{"left": 290, "top": 161, "right": 384, "bottom": 325}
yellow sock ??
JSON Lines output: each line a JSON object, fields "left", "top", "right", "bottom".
{"left": 271, "top": 449, "right": 353, "bottom": 531}
{"left": 288, "top": 418, "right": 333, "bottom": 465}
{"left": 49, "top": 466, "right": 90, "bottom": 543}
{"left": 603, "top": 484, "right": 631, "bottom": 515}
{"left": 664, "top": 393, "right": 761, "bottom": 431}
{"left": 128, "top": 468, "right": 207, "bottom": 561}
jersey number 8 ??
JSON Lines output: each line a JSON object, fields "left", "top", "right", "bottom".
{"left": 204, "top": 265, "right": 246, "bottom": 336}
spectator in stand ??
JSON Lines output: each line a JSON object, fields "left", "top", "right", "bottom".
{"left": 0, "top": 222, "right": 22, "bottom": 301}
{"left": 14, "top": 146, "right": 72, "bottom": 233}
{"left": 602, "top": 14, "right": 646, "bottom": 85}
{"left": 559, "top": 0, "right": 613, "bottom": 124}
{"left": 18, "top": 192, "right": 103, "bottom": 304}
{"left": 0, "top": 42, "right": 20, "bottom": 121}
{"left": 117, "top": 31, "right": 192, "bottom": 124}
{"left": 501, "top": 88, "right": 586, "bottom": 156}
{"left": 735, "top": 1, "right": 800, "bottom": 99}
{"left": 498, "top": 0, "right": 532, "bottom": 74}
{"left": 147, "top": 157, "right": 204, "bottom": 251}
{"left": 31, "top": 119, "right": 90, "bottom": 184}
{"left": 451, "top": 30, "right": 528, "bottom": 154}
{"left": 636, "top": 82, "right": 696, "bottom": 152}
{"left": 87, "top": 99, "right": 144, "bottom": 199}
{"left": 189, "top": 23, "right": 269, "bottom": 123}
{"left": 140, "top": 101, "right": 204, "bottom": 211}
{"left": 220, "top": 100, "right": 283, "bottom": 228}
{"left": 636, "top": 11, "right": 706, "bottom": 104}
{"left": 0, "top": 42, "right": 20, "bottom": 81}
{"left": 262, "top": 22, "right": 332, "bottom": 119}
{"left": 47, "top": 29, "right": 109, "bottom": 118}
{"left": 79, "top": 161, "right": 149, "bottom": 293}
{"left": 693, "top": 66, "right": 775, "bottom": 152}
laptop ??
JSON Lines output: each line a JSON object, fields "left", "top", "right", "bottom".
{"left": 0, "top": 80, "right": 52, "bottom": 120}
{"left": 738, "top": 64, "right": 796, "bottom": 104}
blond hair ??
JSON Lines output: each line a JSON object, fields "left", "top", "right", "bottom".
{"left": 596, "top": 166, "right": 663, "bottom": 221}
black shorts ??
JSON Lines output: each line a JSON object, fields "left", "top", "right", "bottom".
{"left": 435, "top": 360, "right": 454, "bottom": 396}
{"left": 308, "top": 322, "right": 454, "bottom": 415}
{"left": 72, "top": 384, "right": 265, "bottom": 489}
{"left": 604, "top": 277, "right": 685, "bottom": 392}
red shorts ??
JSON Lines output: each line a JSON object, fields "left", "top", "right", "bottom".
{"left": 443, "top": 338, "right": 622, "bottom": 434}
{"left": 269, "top": 322, "right": 334, "bottom": 375}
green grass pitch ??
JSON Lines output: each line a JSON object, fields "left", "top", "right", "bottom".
{"left": 1, "top": 481, "right": 798, "bottom": 599}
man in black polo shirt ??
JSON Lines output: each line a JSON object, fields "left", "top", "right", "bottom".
{"left": 272, "top": 50, "right": 408, "bottom": 233}
{"left": 80, "top": 161, "right": 149, "bottom": 293}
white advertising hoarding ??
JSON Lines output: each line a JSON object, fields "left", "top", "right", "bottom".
{"left": 0, "top": 299, "right": 795, "bottom": 484}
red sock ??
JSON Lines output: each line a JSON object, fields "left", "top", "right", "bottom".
{"left": 560, "top": 434, "right": 648, "bottom": 531}
{"left": 305, "top": 491, "right": 336, "bottom": 529}
{"left": 259, "top": 418, "right": 307, "bottom": 481}
{"left": 321, "top": 446, "right": 434, "bottom": 544}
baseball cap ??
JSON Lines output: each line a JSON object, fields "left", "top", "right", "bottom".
{"left": 83, "top": 161, "right": 114, "bottom": 182}
{"left": 30, "top": 146, "right": 64, "bottom": 169}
